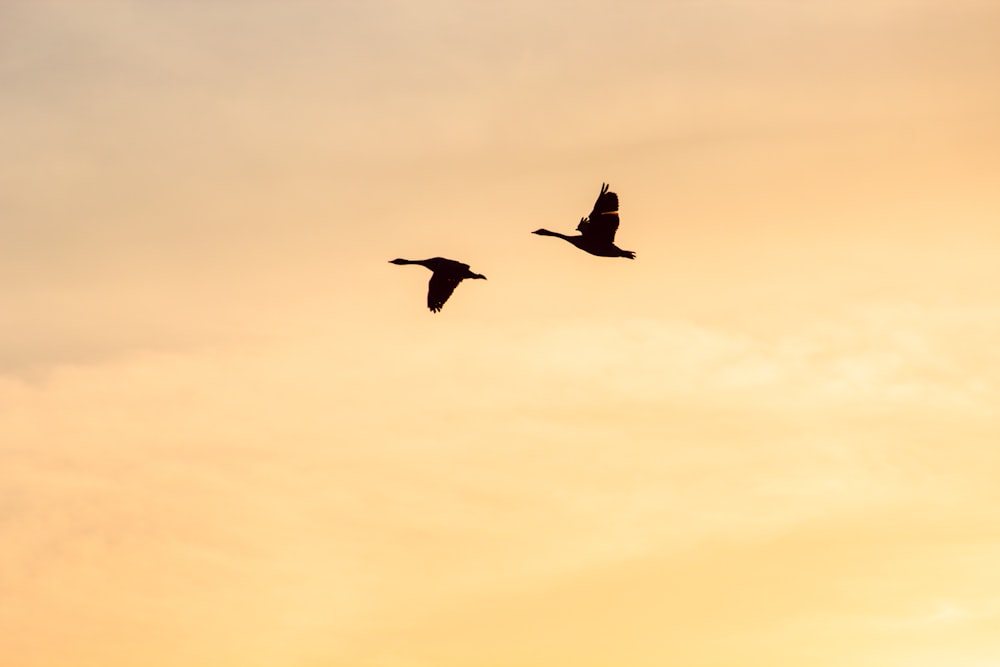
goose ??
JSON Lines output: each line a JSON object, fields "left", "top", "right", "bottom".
{"left": 389, "top": 257, "right": 487, "bottom": 313}
{"left": 532, "top": 183, "right": 635, "bottom": 259}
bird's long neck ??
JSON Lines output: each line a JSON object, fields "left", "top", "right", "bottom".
{"left": 535, "top": 229, "right": 573, "bottom": 241}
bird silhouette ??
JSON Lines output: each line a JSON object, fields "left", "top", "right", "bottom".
{"left": 532, "top": 183, "right": 635, "bottom": 259}
{"left": 389, "top": 257, "right": 487, "bottom": 312}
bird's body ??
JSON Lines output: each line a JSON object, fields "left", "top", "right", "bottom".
{"left": 532, "top": 183, "right": 635, "bottom": 259}
{"left": 389, "top": 257, "right": 486, "bottom": 312}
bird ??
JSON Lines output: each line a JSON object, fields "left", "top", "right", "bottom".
{"left": 389, "top": 257, "right": 487, "bottom": 313}
{"left": 532, "top": 183, "right": 635, "bottom": 259}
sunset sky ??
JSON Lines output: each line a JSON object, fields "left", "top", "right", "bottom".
{"left": 3, "top": 1, "right": 1000, "bottom": 666}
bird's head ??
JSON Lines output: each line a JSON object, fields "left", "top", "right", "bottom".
{"left": 388, "top": 258, "right": 409, "bottom": 265}
{"left": 531, "top": 228, "right": 554, "bottom": 236}
{"left": 471, "top": 272, "right": 487, "bottom": 280}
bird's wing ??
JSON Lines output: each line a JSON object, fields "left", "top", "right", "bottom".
{"left": 577, "top": 183, "right": 620, "bottom": 243}
{"left": 427, "top": 273, "right": 462, "bottom": 312}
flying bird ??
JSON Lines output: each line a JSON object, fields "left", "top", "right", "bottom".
{"left": 532, "top": 183, "right": 635, "bottom": 259}
{"left": 389, "top": 257, "right": 487, "bottom": 313}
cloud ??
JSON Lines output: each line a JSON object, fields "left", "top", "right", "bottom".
{"left": 343, "top": 503, "right": 1000, "bottom": 667}
{"left": 3, "top": 294, "right": 999, "bottom": 666}
{"left": 506, "top": 303, "right": 999, "bottom": 413}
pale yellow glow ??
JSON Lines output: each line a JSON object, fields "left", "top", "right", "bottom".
{"left": 3, "top": 1, "right": 1000, "bottom": 666}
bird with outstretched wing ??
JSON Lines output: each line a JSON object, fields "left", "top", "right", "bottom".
{"left": 389, "top": 257, "right": 487, "bottom": 313}
{"left": 531, "top": 182, "right": 634, "bottom": 259}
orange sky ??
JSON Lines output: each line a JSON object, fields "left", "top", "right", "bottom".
{"left": 3, "top": 2, "right": 1000, "bottom": 666}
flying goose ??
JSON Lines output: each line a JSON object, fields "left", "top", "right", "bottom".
{"left": 532, "top": 183, "right": 635, "bottom": 259}
{"left": 389, "top": 257, "right": 487, "bottom": 312}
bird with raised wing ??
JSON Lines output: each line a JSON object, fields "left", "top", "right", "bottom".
{"left": 532, "top": 183, "right": 635, "bottom": 259}
{"left": 389, "top": 257, "right": 487, "bottom": 313}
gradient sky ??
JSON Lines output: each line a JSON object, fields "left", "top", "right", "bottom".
{"left": 3, "top": 2, "right": 1000, "bottom": 666}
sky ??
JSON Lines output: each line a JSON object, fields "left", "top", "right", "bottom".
{"left": 2, "top": 1, "right": 1000, "bottom": 666}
